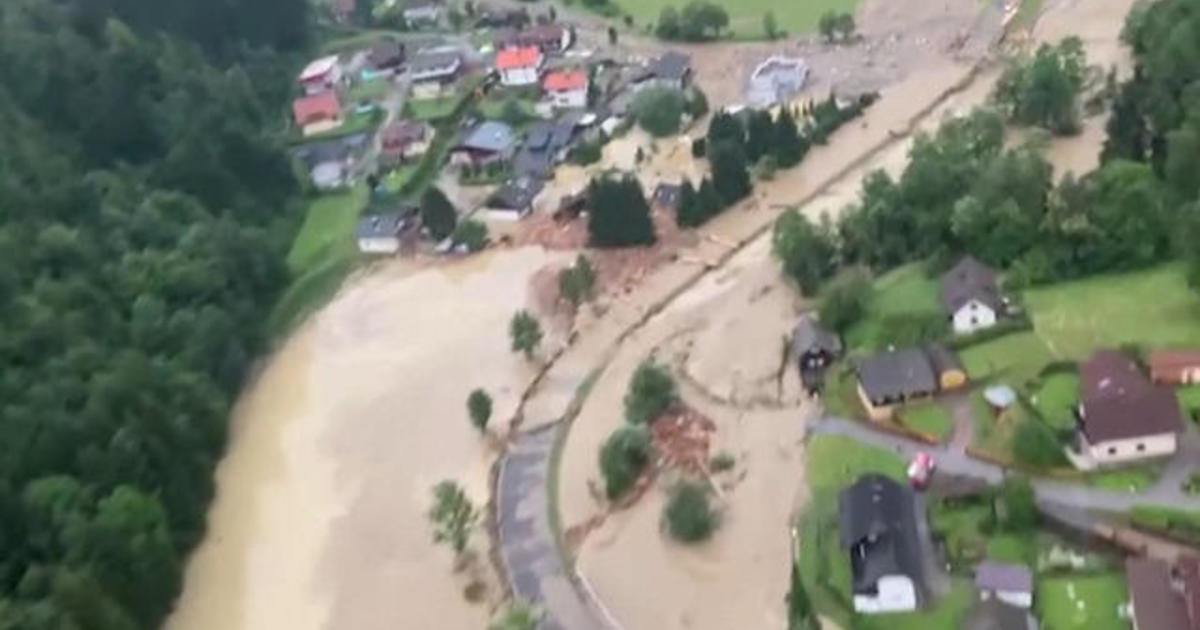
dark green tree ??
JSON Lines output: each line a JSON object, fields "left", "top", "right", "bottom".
{"left": 634, "top": 88, "right": 687, "bottom": 137}
{"left": 509, "top": 310, "right": 543, "bottom": 359}
{"left": 818, "top": 267, "right": 874, "bottom": 334}
{"left": 786, "top": 562, "right": 818, "bottom": 630}
{"left": 625, "top": 360, "right": 678, "bottom": 424}
{"left": 745, "top": 110, "right": 774, "bottom": 163}
{"left": 598, "top": 426, "right": 652, "bottom": 499}
{"left": 772, "top": 107, "right": 808, "bottom": 167}
{"left": 998, "top": 476, "right": 1039, "bottom": 531}
{"left": 709, "top": 140, "right": 752, "bottom": 205}
{"left": 421, "top": 185, "right": 458, "bottom": 240}
{"left": 675, "top": 179, "right": 704, "bottom": 227}
{"left": 467, "top": 389, "right": 493, "bottom": 433}
{"left": 587, "top": 175, "right": 657, "bottom": 247}
{"left": 696, "top": 177, "right": 724, "bottom": 221}
{"left": 772, "top": 210, "right": 837, "bottom": 294}
{"left": 663, "top": 482, "right": 717, "bottom": 542}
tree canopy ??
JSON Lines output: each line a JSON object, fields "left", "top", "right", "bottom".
{"left": 587, "top": 175, "right": 657, "bottom": 247}
{"left": 993, "top": 37, "right": 1088, "bottom": 134}
{"left": 655, "top": 1, "right": 729, "bottom": 41}
{"left": 633, "top": 88, "right": 687, "bottom": 137}
{"left": 0, "top": 0, "right": 306, "bottom": 626}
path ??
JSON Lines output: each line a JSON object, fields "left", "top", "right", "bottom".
{"left": 496, "top": 424, "right": 612, "bottom": 630}
{"left": 810, "top": 416, "right": 1200, "bottom": 512}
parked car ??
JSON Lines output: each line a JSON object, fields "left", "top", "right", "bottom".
{"left": 907, "top": 452, "right": 935, "bottom": 489}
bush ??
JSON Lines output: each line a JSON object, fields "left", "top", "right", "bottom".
{"left": 664, "top": 482, "right": 717, "bottom": 542}
{"left": 558, "top": 254, "right": 596, "bottom": 306}
{"left": 624, "top": 360, "right": 677, "bottom": 424}
{"left": 452, "top": 219, "right": 488, "bottom": 252}
{"left": 691, "top": 137, "right": 707, "bottom": 157}
{"left": 710, "top": 451, "right": 735, "bottom": 472}
{"left": 877, "top": 311, "right": 948, "bottom": 347}
{"left": 818, "top": 267, "right": 873, "bottom": 333}
{"left": 1012, "top": 418, "right": 1066, "bottom": 468}
{"left": 633, "top": 88, "right": 687, "bottom": 137}
{"left": 998, "top": 476, "right": 1038, "bottom": 531}
{"left": 772, "top": 210, "right": 836, "bottom": 294}
{"left": 599, "top": 425, "right": 652, "bottom": 499}
{"left": 569, "top": 138, "right": 604, "bottom": 165}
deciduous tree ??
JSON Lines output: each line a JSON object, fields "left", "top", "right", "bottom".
{"left": 509, "top": 310, "right": 543, "bottom": 359}
{"left": 428, "top": 481, "right": 480, "bottom": 556}
{"left": 467, "top": 389, "right": 492, "bottom": 433}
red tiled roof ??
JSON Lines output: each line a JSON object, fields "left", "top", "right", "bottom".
{"left": 293, "top": 92, "right": 342, "bottom": 125}
{"left": 543, "top": 70, "right": 587, "bottom": 91}
{"left": 496, "top": 46, "right": 541, "bottom": 70}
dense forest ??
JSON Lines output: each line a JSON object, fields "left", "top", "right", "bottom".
{"left": 0, "top": 0, "right": 308, "bottom": 627}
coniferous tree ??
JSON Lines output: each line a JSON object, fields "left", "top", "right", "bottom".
{"left": 709, "top": 141, "right": 752, "bottom": 205}
{"left": 587, "top": 175, "right": 656, "bottom": 247}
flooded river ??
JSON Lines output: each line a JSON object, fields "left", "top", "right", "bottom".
{"left": 167, "top": 247, "right": 561, "bottom": 630}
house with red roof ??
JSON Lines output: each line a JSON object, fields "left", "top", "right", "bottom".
{"left": 496, "top": 46, "right": 543, "bottom": 87}
{"left": 293, "top": 92, "right": 344, "bottom": 137}
{"left": 543, "top": 69, "right": 588, "bottom": 108}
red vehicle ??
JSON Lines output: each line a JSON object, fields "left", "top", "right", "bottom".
{"left": 907, "top": 452, "right": 936, "bottom": 489}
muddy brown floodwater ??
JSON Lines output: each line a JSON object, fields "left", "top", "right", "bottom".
{"left": 166, "top": 247, "right": 563, "bottom": 630}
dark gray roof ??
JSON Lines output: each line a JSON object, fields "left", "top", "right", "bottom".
{"left": 488, "top": 176, "right": 544, "bottom": 211}
{"left": 514, "top": 120, "right": 575, "bottom": 178}
{"left": 941, "top": 255, "right": 1003, "bottom": 314}
{"left": 925, "top": 343, "right": 963, "bottom": 375}
{"left": 410, "top": 49, "right": 460, "bottom": 74}
{"left": 368, "top": 39, "right": 405, "bottom": 68}
{"left": 792, "top": 314, "right": 841, "bottom": 357}
{"left": 854, "top": 348, "right": 938, "bottom": 402}
{"left": 356, "top": 213, "right": 408, "bottom": 239}
{"left": 457, "top": 121, "right": 516, "bottom": 154}
{"left": 292, "top": 134, "right": 368, "bottom": 168}
{"left": 975, "top": 562, "right": 1033, "bottom": 593}
{"left": 838, "top": 474, "right": 923, "bottom": 594}
{"left": 651, "top": 51, "right": 691, "bottom": 82}
{"left": 964, "top": 599, "right": 1038, "bottom": 630}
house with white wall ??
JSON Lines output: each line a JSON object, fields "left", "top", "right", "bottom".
{"left": 1072, "top": 349, "right": 1182, "bottom": 469}
{"left": 356, "top": 213, "right": 409, "bottom": 254}
{"left": 542, "top": 70, "right": 588, "bottom": 108}
{"left": 975, "top": 562, "right": 1033, "bottom": 609}
{"left": 940, "top": 256, "right": 1008, "bottom": 335}
{"left": 298, "top": 55, "right": 342, "bottom": 95}
{"left": 496, "top": 46, "right": 543, "bottom": 86}
{"left": 839, "top": 475, "right": 922, "bottom": 614}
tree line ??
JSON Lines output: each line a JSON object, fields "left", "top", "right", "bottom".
{"left": 0, "top": 0, "right": 308, "bottom": 627}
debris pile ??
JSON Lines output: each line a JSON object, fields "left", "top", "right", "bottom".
{"left": 650, "top": 406, "right": 717, "bottom": 476}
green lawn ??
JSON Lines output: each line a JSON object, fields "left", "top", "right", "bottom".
{"left": 845, "top": 263, "right": 943, "bottom": 351}
{"left": 805, "top": 434, "right": 906, "bottom": 490}
{"left": 1089, "top": 466, "right": 1158, "bottom": 493}
{"left": 899, "top": 401, "right": 955, "bottom": 441}
{"left": 959, "top": 331, "right": 1056, "bottom": 386}
{"left": 929, "top": 500, "right": 992, "bottom": 568}
{"left": 988, "top": 534, "right": 1035, "bottom": 565}
{"left": 1031, "top": 371, "right": 1080, "bottom": 429}
{"left": 271, "top": 187, "right": 367, "bottom": 334}
{"left": 1036, "top": 573, "right": 1130, "bottom": 630}
{"left": 346, "top": 78, "right": 391, "bottom": 105}
{"left": 611, "top": 0, "right": 861, "bottom": 39}
{"left": 823, "top": 363, "right": 867, "bottom": 419}
{"left": 857, "top": 580, "right": 975, "bottom": 630}
{"left": 407, "top": 95, "right": 461, "bottom": 121}
{"left": 1023, "top": 264, "right": 1200, "bottom": 360}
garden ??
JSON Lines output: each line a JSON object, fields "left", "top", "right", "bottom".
{"left": 1035, "top": 573, "right": 1129, "bottom": 630}
{"left": 605, "top": 0, "right": 862, "bottom": 39}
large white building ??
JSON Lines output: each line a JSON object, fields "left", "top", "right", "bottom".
{"left": 496, "top": 46, "right": 543, "bottom": 87}
{"left": 941, "top": 256, "right": 1007, "bottom": 335}
{"left": 746, "top": 56, "right": 808, "bottom": 107}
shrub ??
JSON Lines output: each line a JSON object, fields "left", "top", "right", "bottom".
{"left": 818, "top": 267, "right": 873, "bottom": 333}
{"left": 452, "top": 219, "right": 488, "bottom": 252}
{"left": 664, "top": 482, "right": 717, "bottom": 542}
{"left": 1012, "top": 419, "right": 1066, "bottom": 468}
{"left": 633, "top": 88, "right": 687, "bottom": 137}
{"left": 710, "top": 451, "right": 735, "bottom": 472}
{"left": 599, "top": 425, "right": 652, "bottom": 499}
{"left": 624, "top": 360, "right": 677, "bottom": 424}
{"left": 467, "top": 389, "right": 492, "bottom": 433}
{"left": 998, "top": 476, "right": 1038, "bottom": 531}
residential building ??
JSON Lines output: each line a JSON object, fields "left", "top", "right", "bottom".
{"left": 793, "top": 314, "right": 841, "bottom": 393}
{"left": 543, "top": 69, "right": 589, "bottom": 108}
{"left": 380, "top": 119, "right": 429, "bottom": 164}
{"left": 484, "top": 176, "right": 545, "bottom": 220}
{"left": 1073, "top": 349, "right": 1183, "bottom": 467}
{"left": 746, "top": 56, "right": 809, "bottom": 107}
{"left": 1125, "top": 557, "right": 1200, "bottom": 630}
{"left": 496, "top": 46, "right": 543, "bottom": 86}
{"left": 356, "top": 213, "right": 409, "bottom": 254}
{"left": 292, "top": 91, "right": 344, "bottom": 136}
{"left": 926, "top": 343, "right": 968, "bottom": 391}
{"left": 451, "top": 121, "right": 516, "bottom": 166}
{"left": 409, "top": 48, "right": 462, "bottom": 84}
{"left": 298, "top": 55, "right": 343, "bottom": 95}
{"left": 839, "top": 475, "right": 922, "bottom": 614}
{"left": 513, "top": 119, "right": 575, "bottom": 178}
{"left": 1149, "top": 349, "right": 1200, "bottom": 385}
{"left": 634, "top": 51, "right": 692, "bottom": 91}
{"left": 495, "top": 24, "right": 572, "bottom": 53}
{"left": 975, "top": 562, "right": 1034, "bottom": 609}
{"left": 366, "top": 38, "right": 406, "bottom": 77}
{"left": 403, "top": 0, "right": 443, "bottom": 27}
{"left": 941, "top": 256, "right": 1007, "bottom": 335}
{"left": 854, "top": 347, "right": 941, "bottom": 421}
{"left": 964, "top": 599, "right": 1039, "bottom": 630}
{"left": 311, "top": 161, "right": 346, "bottom": 190}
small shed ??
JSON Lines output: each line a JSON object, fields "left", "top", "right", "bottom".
{"left": 983, "top": 385, "right": 1017, "bottom": 411}
{"left": 975, "top": 561, "right": 1034, "bottom": 609}
{"left": 926, "top": 343, "right": 967, "bottom": 391}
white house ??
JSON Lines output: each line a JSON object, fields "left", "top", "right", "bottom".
{"left": 298, "top": 55, "right": 342, "bottom": 95}
{"left": 839, "top": 475, "right": 921, "bottom": 614}
{"left": 975, "top": 562, "right": 1033, "bottom": 609}
{"left": 941, "top": 256, "right": 1006, "bottom": 335}
{"left": 356, "top": 214, "right": 409, "bottom": 254}
{"left": 409, "top": 48, "right": 462, "bottom": 84}
{"left": 543, "top": 70, "right": 588, "bottom": 109}
{"left": 746, "top": 56, "right": 809, "bottom": 107}
{"left": 1071, "top": 349, "right": 1182, "bottom": 469}
{"left": 496, "top": 46, "right": 543, "bottom": 87}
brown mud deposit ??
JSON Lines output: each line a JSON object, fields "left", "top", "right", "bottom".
{"left": 167, "top": 247, "right": 563, "bottom": 630}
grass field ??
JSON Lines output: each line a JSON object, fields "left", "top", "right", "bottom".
{"left": 611, "top": 0, "right": 861, "bottom": 40}
{"left": 988, "top": 534, "right": 1035, "bottom": 565}
{"left": 1089, "top": 466, "right": 1158, "bottom": 493}
{"left": 270, "top": 187, "right": 367, "bottom": 334}
{"left": 1024, "top": 265, "right": 1200, "bottom": 360}
{"left": 846, "top": 264, "right": 942, "bottom": 351}
{"left": 1031, "top": 372, "right": 1080, "bottom": 429}
{"left": 806, "top": 434, "right": 906, "bottom": 489}
{"left": 407, "top": 95, "right": 461, "bottom": 121}
{"left": 899, "top": 401, "right": 955, "bottom": 440}
{"left": 959, "top": 331, "right": 1056, "bottom": 386}
{"left": 1179, "top": 386, "right": 1200, "bottom": 418}
{"left": 1036, "top": 573, "right": 1130, "bottom": 630}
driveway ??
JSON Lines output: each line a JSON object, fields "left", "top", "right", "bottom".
{"left": 496, "top": 423, "right": 613, "bottom": 630}
{"left": 810, "top": 416, "right": 1200, "bottom": 512}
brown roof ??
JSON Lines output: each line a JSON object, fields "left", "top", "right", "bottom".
{"left": 496, "top": 24, "right": 565, "bottom": 49}
{"left": 1150, "top": 349, "right": 1200, "bottom": 371}
{"left": 292, "top": 92, "right": 342, "bottom": 125}
{"left": 1079, "top": 350, "right": 1183, "bottom": 443}
{"left": 1127, "top": 557, "right": 1200, "bottom": 630}
{"left": 381, "top": 120, "right": 425, "bottom": 146}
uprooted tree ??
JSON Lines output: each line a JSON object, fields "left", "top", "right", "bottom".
{"left": 428, "top": 480, "right": 480, "bottom": 557}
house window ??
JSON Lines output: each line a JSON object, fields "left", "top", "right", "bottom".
{"left": 1107, "top": 446, "right": 1117, "bottom": 455}
{"left": 970, "top": 317, "right": 978, "bottom": 326}
{"left": 1137, "top": 443, "right": 1145, "bottom": 452}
